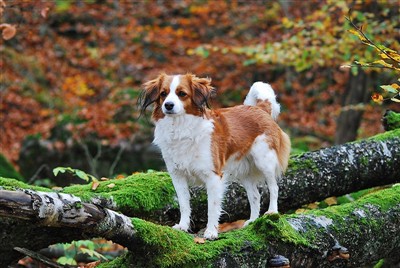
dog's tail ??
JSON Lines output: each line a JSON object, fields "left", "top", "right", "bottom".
{"left": 278, "top": 130, "right": 291, "bottom": 173}
{"left": 243, "top": 82, "right": 280, "bottom": 121}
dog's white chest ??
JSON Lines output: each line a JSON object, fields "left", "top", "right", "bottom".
{"left": 153, "top": 115, "right": 214, "bottom": 176}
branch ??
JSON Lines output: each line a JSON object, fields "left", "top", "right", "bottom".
{"left": 2, "top": 184, "right": 399, "bottom": 266}
{"left": 122, "top": 184, "right": 400, "bottom": 267}
{"left": 0, "top": 189, "right": 135, "bottom": 264}
{"left": 1, "top": 129, "right": 399, "bottom": 230}
{"left": 345, "top": 16, "right": 399, "bottom": 64}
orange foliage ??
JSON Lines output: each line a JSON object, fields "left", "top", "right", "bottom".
{"left": 1, "top": 0, "right": 397, "bottom": 165}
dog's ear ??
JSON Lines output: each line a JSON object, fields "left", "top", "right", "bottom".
{"left": 138, "top": 73, "right": 165, "bottom": 116}
{"left": 186, "top": 73, "right": 215, "bottom": 111}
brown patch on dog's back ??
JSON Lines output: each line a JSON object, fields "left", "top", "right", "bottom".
{"left": 210, "top": 105, "right": 283, "bottom": 175}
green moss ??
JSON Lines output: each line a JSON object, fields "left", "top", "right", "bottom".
{"left": 97, "top": 252, "right": 133, "bottom": 268}
{"left": 62, "top": 171, "right": 177, "bottom": 215}
{"left": 287, "top": 157, "right": 318, "bottom": 172}
{"left": 0, "top": 154, "right": 23, "bottom": 181}
{"left": 384, "top": 110, "right": 400, "bottom": 130}
{"left": 251, "top": 214, "right": 309, "bottom": 246}
{"left": 366, "top": 128, "right": 400, "bottom": 142}
{"left": 128, "top": 217, "right": 265, "bottom": 267}
{"left": 356, "top": 184, "right": 400, "bottom": 211}
{"left": 373, "top": 259, "right": 385, "bottom": 268}
{"left": 0, "top": 177, "right": 51, "bottom": 192}
{"left": 305, "top": 184, "right": 400, "bottom": 225}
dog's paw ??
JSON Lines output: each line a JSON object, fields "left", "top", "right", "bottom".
{"left": 264, "top": 210, "right": 279, "bottom": 215}
{"left": 172, "top": 224, "right": 189, "bottom": 232}
{"left": 243, "top": 219, "right": 255, "bottom": 227}
{"left": 204, "top": 227, "right": 218, "bottom": 240}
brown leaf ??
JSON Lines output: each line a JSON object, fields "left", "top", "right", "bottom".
{"left": 0, "top": 24, "right": 16, "bottom": 40}
{"left": 41, "top": 7, "right": 50, "bottom": 18}
{"left": 194, "top": 236, "right": 206, "bottom": 244}
{"left": 218, "top": 220, "right": 245, "bottom": 233}
{"left": 83, "top": 260, "right": 101, "bottom": 268}
{"left": 325, "top": 196, "right": 337, "bottom": 206}
{"left": 91, "top": 181, "right": 100, "bottom": 190}
{"left": 107, "top": 183, "right": 116, "bottom": 188}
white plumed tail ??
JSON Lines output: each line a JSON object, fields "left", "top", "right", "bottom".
{"left": 243, "top": 82, "right": 281, "bottom": 120}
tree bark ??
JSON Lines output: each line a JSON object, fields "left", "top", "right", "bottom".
{"left": 2, "top": 130, "right": 399, "bottom": 231}
{"left": 0, "top": 189, "right": 135, "bottom": 265}
{"left": 0, "top": 185, "right": 399, "bottom": 267}
{"left": 71, "top": 130, "right": 400, "bottom": 230}
{"left": 334, "top": 69, "right": 373, "bottom": 144}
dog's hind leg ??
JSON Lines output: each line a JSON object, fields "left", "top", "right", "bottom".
{"left": 171, "top": 173, "right": 191, "bottom": 232}
{"left": 203, "top": 173, "right": 226, "bottom": 240}
{"left": 251, "top": 135, "right": 280, "bottom": 214}
{"left": 242, "top": 179, "right": 261, "bottom": 226}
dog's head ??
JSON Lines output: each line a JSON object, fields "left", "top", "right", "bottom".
{"left": 139, "top": 73, "right": 215, "bottom": 120}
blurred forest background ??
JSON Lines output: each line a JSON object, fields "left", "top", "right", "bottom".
{"left": 1, "top": 0, "right": 399, "bottom": 186}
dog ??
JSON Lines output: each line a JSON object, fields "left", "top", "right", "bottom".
{"left": 139, "top": 73, "right": 290, "bottom": 239}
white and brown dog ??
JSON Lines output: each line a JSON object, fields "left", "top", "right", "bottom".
{"left": 140, "top": 73, "right": 290, "bottom": 239}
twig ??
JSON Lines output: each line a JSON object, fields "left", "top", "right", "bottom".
{"left": 345, "top": 16, "right": 399, "bottom": 64}
{"left": 109, "top": 143, "right": 126, "bottom": 177}
{"left": 28, "top": 164, "right": 49, "bottom": 184}
{"left": 13, "top": 247, "right": 68, "bottom": 268}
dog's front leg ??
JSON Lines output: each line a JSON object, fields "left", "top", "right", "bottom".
{"left": 204, "top": 174, "right": 226, "bottom": 240}
{"left": 171, "top": 173, "right": 191, "bottom": 232}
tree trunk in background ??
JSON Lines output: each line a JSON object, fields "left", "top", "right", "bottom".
{"left": 334, "top": 69, "right": 372, "bottom": 144}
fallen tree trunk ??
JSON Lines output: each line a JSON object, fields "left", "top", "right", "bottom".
{"left": 1, "top": 129, "right": 399, "bottom": 230}
{"left": 0, "top": 189, "right": 135, "bottom": 264}
{"left": 0, "top": 184, "right": 399, "bottom": 267}
{"left": 121, "top": 184, "right": 400, "bottom": 268}
{"left": 70, "top": 129, "right": 400, "bottom": 227}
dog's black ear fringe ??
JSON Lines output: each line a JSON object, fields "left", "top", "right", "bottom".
{"left": 137, "top": 74, "right": 165, "bottom": 118}
{"left": 187, "top": 73, "right": 216, "bottom": 114}
{"left": 137, "top": 87, "right": 156, "bottom": 118}
{"left": 193, "top": 86, "right": 216, "bottom": 112}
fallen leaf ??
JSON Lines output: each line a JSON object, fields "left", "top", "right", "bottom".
{"left": 325, "top": 196, "right": 337, "bottom": 206}
{"left": 100, "top": 177, "right": 109, "bottom": 181}
{"left": 306, "top": 202, "right": 319, "bottom": 209}
{"left": 41, "top": 7, "right": 50, "bottom": 18}
{"left": 51, "top": 186, "right": 63, "bottom": 191}
{"left": 91, "top": 181, "right": 100, "bottom": 190}
{"left": 83, "top": 260, "right": 101, "bottom": 268}
{"left": 218, "top": 220, "right": 246, "bottom": 233}
{"left": 295, "top": 208, "right": 307, "bottom": 214}
{"left": 107, "top": 183, "right": 116, "bottom": 188}
{"left": 194, "top": 237, "right": 206, "bottom": 244}
{"left": 0, "top": 23, "right": 16, "bottom": 40}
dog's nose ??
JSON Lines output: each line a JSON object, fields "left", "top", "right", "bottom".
{"left": 164, "top": 102, "right": 174, "bottom": 111}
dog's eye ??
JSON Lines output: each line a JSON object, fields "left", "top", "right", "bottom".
{"left": 160, "top": 91, "right": 167, "bottom": 97}
{"left": 178, "top": 91, "right": 187, "bottom": 97}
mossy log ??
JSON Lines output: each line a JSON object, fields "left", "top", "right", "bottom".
{"left": 0, "top": 184, "right": 399, "bottom": 267}
{"left": 383, "top": 110, "right": 400, "bottom": 131}
{"left": 62, "top": 129, "right": 400, "bottom": 227}
{"left": 0, "top": 189, "right": 136, "bottom": 264}
{"left": 0, "top": 129, "right": 399, "bottom": 230}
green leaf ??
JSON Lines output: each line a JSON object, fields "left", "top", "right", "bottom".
{"left": 75, "top": 170, "right": 89, "bottom": 182}
{"left": 53, "top": 167, "right": 71, "bottom": 176}
{"left": 380, "top": 85, "right": 398, "bottom": 94}
{"left": 80, "top": 248, "right": 108, "bottom": 260}
{"left": 57, "top": 256, "right": 77, "bottom": 265}
{"left": 390, "top": 97, "right": 400, "bottom": 102}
